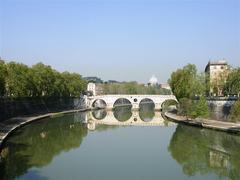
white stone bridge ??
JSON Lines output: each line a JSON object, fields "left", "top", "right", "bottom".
{"left": 86, "top": 94, "right": 178, "bottom": 110}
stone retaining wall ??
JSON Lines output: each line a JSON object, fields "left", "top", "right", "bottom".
{"left": 0, "top": 97, "right": 86, "bottom": 122}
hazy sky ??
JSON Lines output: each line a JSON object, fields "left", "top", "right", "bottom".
{"left": 0, "top": 0, "right": 239, "bottom": 83}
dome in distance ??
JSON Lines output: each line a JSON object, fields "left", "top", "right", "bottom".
{"left": 149, "top": 75, "right": 158, "bottom": 85}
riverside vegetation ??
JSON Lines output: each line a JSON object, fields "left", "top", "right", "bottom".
{"left": 1, "top": 60, "right": 239, "bottom": 121}
{"left": 102, "top": 82, "right": 171, "bottom": 95}
{"left": 0, "top": 61, "right": 87, "bottom": 98}
{"left": 169, "top": 64, "right": 240, "bottom": 121}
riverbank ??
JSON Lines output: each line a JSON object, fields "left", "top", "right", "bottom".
{"left": 165, "top": 112, "right": 240, "bottom": 134}
{"left": 0, "top": 97, "right": 86, "bottom": 122}
{"left": 0, "top": 108, "right": 91, "bottom": 149}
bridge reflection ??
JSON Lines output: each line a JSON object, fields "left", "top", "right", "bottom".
{"left": 85, "top": 106, "right": 175, "bottom": 130}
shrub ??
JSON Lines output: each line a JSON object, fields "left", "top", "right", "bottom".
{"left": 229, "top": 100, "right": 240, "bottom": 122}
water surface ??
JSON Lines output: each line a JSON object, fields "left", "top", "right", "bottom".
{"left": 1, "top": 107, "right": 240, "bottom": 180}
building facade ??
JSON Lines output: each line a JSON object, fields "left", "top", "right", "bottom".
{"left": 205, "top": 60, "right": 229, "bottom": 96}
{"left": 159, "top": 83, "right": 171, "bottom": 90}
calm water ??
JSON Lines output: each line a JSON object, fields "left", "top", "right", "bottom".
{"left": 1, "top": 106, "right": 240, "bottom": 180}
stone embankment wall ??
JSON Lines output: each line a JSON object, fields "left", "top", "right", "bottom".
{"left": 0, "top": 96, "right": 86, "bottom": 122}
{"left": 206, "top": 97, "right": 238, "bottom": 120}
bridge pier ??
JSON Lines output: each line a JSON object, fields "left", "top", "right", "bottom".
{"left": 106, "top": 103, "right": 114, "bottom": 110}
{"left": 154, "top": 103, "right": 162, "bottom": 111}
{"left": 132, "top": 103, "right": 139, "bottom": 110}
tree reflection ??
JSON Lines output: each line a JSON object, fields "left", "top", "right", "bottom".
{"left": 0, "top": 114, "right": 87, "bottom": 179}
{"left": 168, "top": 125, "right": 240, "bottom": 179}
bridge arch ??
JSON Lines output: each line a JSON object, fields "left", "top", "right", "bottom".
{"left": 92, "top": 99, "right": 107, "bottom": 109}
{"left": 139, "top": 98, "right": 155, "bottom": 109}
{"left": 113, "top": 98, "right": 132, "bottom": 108}
{"left": 161, "top": 99, "right": 178, "bottom": 112}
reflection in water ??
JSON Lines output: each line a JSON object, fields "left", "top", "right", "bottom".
{"left": 92, "top": 109, "right": 107, "bottom": 120}
{"left": 139, "top": 102, "right": 155, "bottom": 122}
{"left": 169, "top": 125, "right": 240, "bottom": 179}
{"left": 87, "top": 107, "right": 174, "bottom": 130}
{"left": 113, "top": 106, "right": 132, "bottom": 122}
{"left": 1, "top": 107, "right": 240, "bottom": 180}
{"left": 0, "top": 113, "right": 87, "bottom": 180}
{"left": 94, "top": 105, "right": 156, "bottom": 123}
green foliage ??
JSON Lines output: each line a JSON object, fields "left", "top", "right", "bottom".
{"left": 169, "top": 64, "right": 209, "bottom": 118}
{"left": 224, "top": 68, "right": 240, "bottom": 95}
{"left": 31, "top": 63, "right": 56, "bottom": 96}
{"left": 0, "top": 61, "right": 7, "bottom": 96}
{"left": 191, "top": 97, "right": 209, "bottom": 118}
{"left": 229, "top": 100, "right": 240, "bottom": 122}
{"left": 5, "top": 62, "right": 32, "bottom": 97}
{"left": 169, "top": 64, "right": 205, "bottom": 100}
{"left": 178, "top": 98, "right": 193, "bottom": 116}
{"left": 178, "top": 97, "right": 209, "bottom": 118}
{"left": 102, "top": 82, "right": 171, "bottom": 95}
{"left": 0, "top": 61, "right": 86, "bottom": 98}
{"left": 61, "top": 72, "right": 87, "bottom": 97}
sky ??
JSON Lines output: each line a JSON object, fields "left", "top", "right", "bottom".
{"left": 0, "top": 0, "right": 239, "bottom": 83}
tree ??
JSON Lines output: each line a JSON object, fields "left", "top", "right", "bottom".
{"left": 169, "top": 64, "right": 205, "bottom": 100}
{"left": 0, "top": 61, "right": 86, "bottom": 98}
{"left": 5, "top": 62, "right": 32, "bottom": 97}
{"left": 178, "top": 98, "right": 193, "bottom": 117}
{"left": 229, "top": 101, "right": 240, "bottom": 122}
{"left": 123, "top": 82, "right": 138, "bottom": 94}
{"left": 102, "top": 82, "right": 171, "bottom": 95}
{"left": 31, "top": 63, "right": 56, "bottom": 97}
{"left": 224, "top": 68, "right": 240, "bottom": 96}
{"left": 61, "top": 72, "right": 86, "bottom": 97}
{"left": 0, "top": 61, "right": 7, "bottom": 96}
{"left": 52, "top": 71, "right": 68, "bottom": 97}
{"left": 169, "top": 64, "right": 209, "bottom": 118}
{"left": 190, "top": 97, "right": 209, "bottom": 118}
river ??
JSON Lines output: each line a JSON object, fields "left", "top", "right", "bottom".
{"left": 0, "top": 105, "right": 240, "bottom": 180}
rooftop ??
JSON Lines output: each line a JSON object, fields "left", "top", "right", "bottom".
{"left": 205, "top": 60, "right": 228, "bottom": 72}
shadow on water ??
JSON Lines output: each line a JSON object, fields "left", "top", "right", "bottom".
{"left": 168, "top": 124, "right": 240, "bottom": 180}
{"left": 0, "top": 113, "right": 88, "bottom": 180}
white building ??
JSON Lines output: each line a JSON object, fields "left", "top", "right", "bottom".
{"left": 160, "top": 83, "right": 171, "bottom": 90}
{"left": 87, "top": 83, "right": 96, "bottom": 96}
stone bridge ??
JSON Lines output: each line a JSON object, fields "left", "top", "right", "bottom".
{"left": 86, "top": 94, "right": 177, "bottom": 110}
